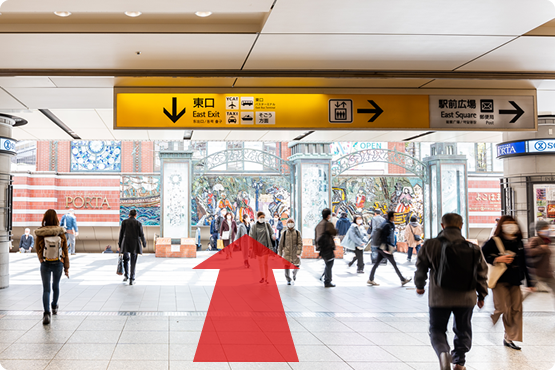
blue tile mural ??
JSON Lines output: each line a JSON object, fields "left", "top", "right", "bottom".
{"left": 71, "top": 141, "right": 122, "bottom": 172}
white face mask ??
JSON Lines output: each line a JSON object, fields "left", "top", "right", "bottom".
{"left": 356, "top": 219, "right": 363, "bottom": 225}
{"left": 287, "top": 222, "right": 294, "bottom": 229}
{"left": 539, "top": 230, "right": 550, "bottom": 237}
{"left": 227, "top": 216, "right": 232, "bottom": 220}
{"left": 259, "top": 218, "right": 265, "bottom": 223}
{"left": 502, "top": 223, "right": 519, "bottom": 235}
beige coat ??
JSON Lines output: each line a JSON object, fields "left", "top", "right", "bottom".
{"left": 278, "top": 228, "right": 303, "bottom": 266}
{"left": 404, "top": 222, "right": 423, "bottom": 248}
{"left": 35, "top": 226, "right": 70, "bottom": 273}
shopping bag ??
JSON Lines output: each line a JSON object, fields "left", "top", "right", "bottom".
{"left": 116, "top": 254, "right": 124, "bottom": 276}
{"left": 217, "top": 239, "right": 225, "bottom": 250}
{"left": 221, "top": 231, "right": 230, "bottom": 240}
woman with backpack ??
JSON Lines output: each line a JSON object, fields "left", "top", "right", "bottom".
{"left": 482, "top": 215, "right": 535, "bottom": 350}
{"left": 344, "top": 215, "right": 368, "bottom": 273}
{"left": 250, "top": 211, "right": 276, "bottom": 284}
{"left": 278, "top": 218, "right": 303, "bottom": 285}
{"left": 35, "top": 209, "right": 70, "bottom": 325}
{"left": 220, "top": 211, "right": 237, "bottom": 259}
{"left": 404, "top": 216, "right": 423, "bottom": 262}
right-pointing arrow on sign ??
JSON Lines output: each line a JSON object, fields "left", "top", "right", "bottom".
{"left": 357, "top": 100, "right": 383, "bottom": 122}
{"left": 499, "top": 101, "right": 524, "bottom": 123}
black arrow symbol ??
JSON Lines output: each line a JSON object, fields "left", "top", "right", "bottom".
{"left": 356, "top": 100, "right": 383, "bottom": 122}
{"left": 499, "top": 101, "right": 524, "bottom": 123}
{"left": 163, "top": 97, "right": 186, "bottom": 123}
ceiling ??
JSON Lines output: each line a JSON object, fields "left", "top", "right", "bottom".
{"left": 1, "top": 0, "right": 555, "bottom": 143}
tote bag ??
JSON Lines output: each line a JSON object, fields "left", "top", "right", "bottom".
{"left": 487, "top": 237, "right": 510, "bottom": 289}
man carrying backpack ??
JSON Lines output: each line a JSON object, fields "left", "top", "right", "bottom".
{"left": 415, "top": 213, "right": 488, "bottom": 370}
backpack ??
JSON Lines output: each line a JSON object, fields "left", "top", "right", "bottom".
{"left": 435, "top": 237, "right": 481, "bottom": 291}
{"left": 43, "top": 236, "right": 63, "bottom": 261}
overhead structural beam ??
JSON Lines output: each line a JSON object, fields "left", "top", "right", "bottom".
{"left": 1, "top": 69, "right": 555, "bottom": 80}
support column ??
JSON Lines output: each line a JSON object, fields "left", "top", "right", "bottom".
{"left": 0, "top": 114, "right": 22, "bottom": 289}
{"left": 423, "top": 143, "right": 469, "bottom": 238}
{"left": 500, "top": 116, "right": 555, "bottom": 238}
{"left": 289, "top": 142, "right": 332, "bottom": 240}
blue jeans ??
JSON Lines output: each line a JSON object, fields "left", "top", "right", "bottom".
{"left": 66, "top": 233, "right": 76, "bottom": 254}
{"left": 40, "top": 261, "right": 63, "bottom": 313}
{"left": 370, "top": 246, "right": 378, "bottom": 263}
{"left": 407, "top": 245, "right": 421, "bottom": 260}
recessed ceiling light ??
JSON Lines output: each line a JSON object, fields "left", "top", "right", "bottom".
{"left": 54, "top": 11, "right": 71, "bottom": 17}
{"left": 195, "top": 11, "right": 212, "bottom": 17}
{"left": 125, "top": 11, "right": 142, "bottom": 17}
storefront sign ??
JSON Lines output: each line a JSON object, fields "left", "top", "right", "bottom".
{"left": 0, "top": 137, "right": 16, "bottom": 155}
{"left": 430, "top": 95, "right": 535, "bottom": 130}
{"left": 497, "top": 138, "right": 555, "bottom": 158}
{"left": 65, "top": 195, "right": 111, "bottom": 209}
{"left": 115, "top": 91, "right": 430, "bottom": 130}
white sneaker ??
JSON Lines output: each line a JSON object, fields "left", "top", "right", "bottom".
{"left": 367, "top": 280, "right": 380, "bottom": 286}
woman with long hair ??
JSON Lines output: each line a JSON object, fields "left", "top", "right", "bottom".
{"left": 249, "top": 211, "right": 276, "bottom": 284}
{"left": 344, "top": 214, "right": 368, "bottom": 273}
{"left": 35, "top": 209, "right": 70, "bottom": 325}
{"left": 220, "top": 211, "right": 237, "bottom": 259}
{"left": 482, "top": 215, "right": 535, "bottom": 350}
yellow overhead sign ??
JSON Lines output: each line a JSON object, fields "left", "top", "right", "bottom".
{"left": 115, "top": 92, "right": 430, "bottom": 130}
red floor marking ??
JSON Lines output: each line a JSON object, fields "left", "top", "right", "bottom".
{"left": 193, "top": 235, "right": 299, "bottom": 362}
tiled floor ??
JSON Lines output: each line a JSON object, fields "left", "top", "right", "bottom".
{"left": 1, "top": 252, "right": 555, "bottom": 370}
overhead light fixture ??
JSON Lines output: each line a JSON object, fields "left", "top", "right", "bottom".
{"left": 195, "top": 11, "right": 212, "bottom": 17}
{"left": 54, "top": 11, "right": 72, "bottom": 17}
{"left": 402, "top": 131, "right": 435, "bottom": 142}
{"left": 183, "top": 130, "right": 193, "bottom": 140}
{"left": 125, "top": 11, "right": 142, "bottom": 17}
{"left": 293, "top": 131, "right": 314, "bottom": 141}
{"left": 39, "top": 109, "right": 81, "bottom": 140}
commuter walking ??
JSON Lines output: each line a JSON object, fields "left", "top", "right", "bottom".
{"left": 415, "top": 213, "right": 488, "bottom": 370}
{"left": 344, "top": 215, "right": 368, "bottom": 273}
{"left": 335, "top": 212, "right": 351, "bottom": 241}
{"left": 209, "top": 216, "right": 219, "bottom": 250}
{"left": 330, "top": 213, "right": 338, "bottom": 229}
{"left": 482, "top": 215, "right": 535, "bottom": 350}
{"left": 526, "top": 221, "right": 555, "bottom": 306}
{"left": 367, "top": 211, "right": 411, "bottom": 286}
{"left": 269, "top": 212, "right": 283, "bottom": 253}
{"left": 220, "top": 212, "right": 237, "bottom": 259}
{"left": 237, "top": 214, "right": 251, "bottom": 268}
{"left": 35, "top": 209, "right": 70, "bottom": 325}
{"left": 19, "top": 228, "right": 34, "bottom": 253}
{"left": 60, "top": 209, "right": 78, "bottom": 255}
{"left": 369, "top": 209, "right": 386, "bottom": 263}
{"left": 315, "top": 208, "right": 337, "bottom": 288}
{"left": 279, "top": 218, "right": 303, "bottom": 285}
{"left": 250, "top": 212, "right": 275, "bottom": 284}
{"left": 405, "top": 216, "right": 423, "bottom": 262}
{"left": 118, "top": 209, "right": 146, "bottom": 286}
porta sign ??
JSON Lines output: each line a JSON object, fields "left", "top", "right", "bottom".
{"left": 65, "top": 195, "right": 111, "bottom": 209}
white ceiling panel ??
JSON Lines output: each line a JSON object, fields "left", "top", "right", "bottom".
{"left": 263, "top": 0, "right": 555, "bottom": 36}
{"left": 538, "top": 90, "right": 555, "bottom": 114}
{"left": 245, "top": 34, "right": 514, "bottom": 70}
{"left": 300, "top": 130, "right": 350, "bottom": 142}
{"left": 258, "top": 131, "right": 305, "bottom": 142}
{"left": 49, "top": 109, "right": 108, "bottom": 129}
{"left": 21, "top": 128, "right": 72, "bottom": 140}
{"left": 234, "top": 78, "right": 432, "bottom": 88}
{"left": 0, "top": 0, "right": 274, "bottom": 13}
{"left": 146, "top": 130, "right": 195, "bottom": 140}
{"left": 4, "top": 88, "right": 113, "bottom": 109}
{"left": 6, "top": 110, "right": 58, "bottom": 130}
{"left": 109, "top": 128, "right": 149, "bottom": 140}
{"left": 424, "top": 79, "right": 537, "bottom": 90}
{"left": 0, "top": 89, "right": 27, "bottom": 109}
{"left": 71, "top": 128, "right": 115, "bottom": 140}
{"left": 115, "top": 77, "right": 236, "bottom": 87}
{"left": 0, "top": 77, "right": 56, "bottom": 88}
{"left": 50, "top": 77, "right": 115, "bottom": 88}
{"left": 460, "top": 36, "right": 555, "bottom": 72}
{"left": 0, "top": 34, "right": 257, "bottom": 70}
{"left": 11, "top": 127, "right": 38, "bottom": 140}
{"left": 189, "top": 130, "right": 231, "bottom": 141}
{"left": 224, "top": 130, "right": 269, "bottom": 141}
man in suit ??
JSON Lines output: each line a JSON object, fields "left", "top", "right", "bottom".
{"left": 19, "top": 228, "right": 34, "bottom": 253}
{"left": 118, "top": 209, "right": 146, "bottom": 286}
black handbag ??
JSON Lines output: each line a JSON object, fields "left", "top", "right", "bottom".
{"left": 410, "top": 225, "right": 422, "bottom": 242}
{"left": 116, "top": 254, "right": 124, "bottom": 276}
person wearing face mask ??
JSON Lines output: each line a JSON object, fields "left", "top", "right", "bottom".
{"left": 482, "top": 216, "right": 535, "bottom": 351}
{"left": 315, "top": 208, "right": 338, "bottom": 287}
{"left": 220, "top": 212, "right": 237, "bottom": 259}
{"left": 526, "top": 221, "right": 554, "bottom": 306}
{"left": 249, "top": 212, "right": 276, "bottom": 284}
{"left": 343, "top": 215, "right": 368, "bottom": 273}
{"left": 236, "top": 214, "right": 251, "bottom": 268}
{"left": 269, "top": 212, "right": 284, "bottom": 253}
{"left": 278, "top": 218, "right": 303, "bottom": 285}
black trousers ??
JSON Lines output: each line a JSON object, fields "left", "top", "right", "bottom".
{"left": 323, "top": 258, "right": 334, "bottom": 284}
{"left": 123, "top": 252, "right": 138, "bottom": 280}
{"left": 429, "top": 306, "right": 473, "bottom": 366}
{"left": 350, "top": 249, "right": 365, "bottom": 271}
{"left": 369, "top": 249, "right": 404, "bottom": 281}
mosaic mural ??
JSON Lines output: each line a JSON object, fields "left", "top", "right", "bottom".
{"left": 163, "top": 162, "right": 189, "bottom": 237}
{"left": 191, "top": 176, "right": 291, "bottom": 226}
{"left": 332, "top": 176, "right": 424, "bottom": 242}
{"left": 120, "top": 175, "right": 160, "bottom": 225}
{"left": 71, "top": 141, "right": 121, "bottom": 172}
{"left": 301, "top": 163, "right": 329, "bottom": 239}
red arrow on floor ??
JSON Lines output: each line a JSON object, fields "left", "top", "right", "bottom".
{"left": 193, "top": 235, "right": 299, "bottom": 362}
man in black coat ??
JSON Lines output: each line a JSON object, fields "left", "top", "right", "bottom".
{"left": 315, "top": 208, "right": 337, "bottom": 288}
{"left": 118, "top": 209, "right": 146, "bottom": 285}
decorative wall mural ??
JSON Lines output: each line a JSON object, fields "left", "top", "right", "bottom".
{"left": 191, "top": 176, "right": 291, "bottom": 226}
{"left": 120, "top": 175, "right": 160, "bottom": 225}
{"left": 332, "top": 176, "right": 424, "bottom": 241}
{"left": 71, "top": 141, "right": 121, "bottom": 172}
{"left": 301, "top": 163, "right": 329, "bottom": 239}
{"left": 162, "top": 162, "right": 189, "bottom": 237}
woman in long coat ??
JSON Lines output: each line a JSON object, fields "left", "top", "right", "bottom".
{"left": 249, "top": 211, "right": 276, "bottom": 284}
{"left": 220, "top": 211, "right": 237, "bottom": 259}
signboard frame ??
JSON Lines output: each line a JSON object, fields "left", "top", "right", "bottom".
{"left": 497, "top": 138, "right": 555, "bottom": 159}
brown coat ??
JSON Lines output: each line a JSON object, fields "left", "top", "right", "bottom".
{"left": 404, "top": 222, "right": 423, "bottom": 248}
{"left": 34, "top": 226, "right": 70, "bottom": 273}
{"left": 315, "top": 219, "right": 337, "bottom": 260}
{"left": 526, "top": 236, "right": 553, "bottom": 279}
{"left": 278, "top": 228, "right": 303, "bottom": 266}
{"left": 220, "top": 219, "right": 237, "bottom": 247}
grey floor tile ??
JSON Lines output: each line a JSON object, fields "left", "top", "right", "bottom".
{"left": 0, "top": 320, "right": 40, "bottom": 331}
{"left": 348, "top": 362, "right": 415, "bottom": 370}
{"left": 229, "top": 363, "right": 292, "bottom": 370}
{"left": 170, "top": 320, "right": 206, "bottom": 332}
{"left": 118, "top": 330, "right": 168, "bottom": 344}
{"left": 169, "top": 344, "right": 198, "bottom": 361}
{"left": 294, "top": 345, "right": 343, "bottom": 362}
{"left": 169, "top": 331, "right": 201, "bottom": 344}
{"left": 289, "top": 362, "right": 353, "bottom": 370}
{"left": 54, "top": 344, "right": 116, "bottom": 360}
{"left": 0, "top": 343, "right": 63, "bottom": 360}
{"left": 111, "top": 343, "right": 168, "bottom": 361}
{"left": 170, "top": 362, "right": 231, "bottom": 370}
{"left": 328, "top": 345, "right": 400, "bottom": 362}
{"left": 0, "top": 331, "right": 26, "bottom": 344}
{"left": 66, "top": 330, "right": 122, "bottom": 344}
{"left": 15, "top": 330, "right": 74, "bottom": 344}
{"left": 45, "top": 360, "right": 110, "bottom": 370}
{"left": 123, "top": 320, "right": 169, "bottom": 331}
{"left": 360, "top": 332, "right": 424, "bottom": 346}
{"left": 311, "top": 332, "right": 372, "bottom": 346}
{"left": 108, "top": 360, "right": 169, "bottom": 370}
{"left": 0, "top": 359, "right": 50, "bottom": 370}
{"left": 77, "top": 320, "right": 126, "bottom": 331}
